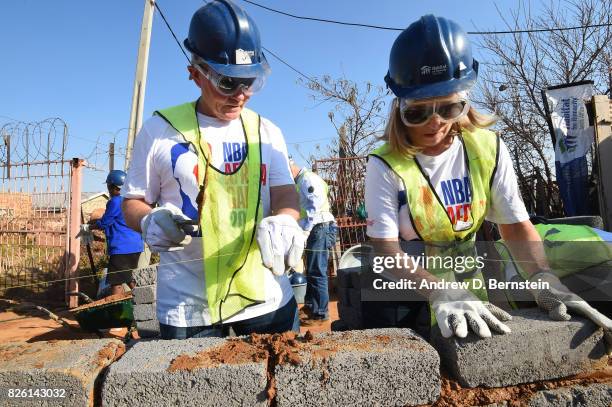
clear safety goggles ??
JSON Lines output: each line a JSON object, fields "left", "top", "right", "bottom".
{"left": 399, "top": 97, "right": 470, "bottom": 127}
{"left": 194, "top": 64, "right": 265, "bottom": 97}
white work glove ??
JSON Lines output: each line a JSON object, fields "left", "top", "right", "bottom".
{"left": 140, "top": 203, "right": 195, "bottom": 253}
{"left": 256, "top": 214, "right": 305, "bottom": 276}
{"left": 76, "top": 224, "right": 94, "bottom": 245}
{"left": 530, "top": 271, "right": 612, "bottom": 354}
{"left": 431, "top": 288, "right": 512, "bottom": 339}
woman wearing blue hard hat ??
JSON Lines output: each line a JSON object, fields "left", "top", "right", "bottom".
{"left": 365, "top": 15, "right": 612, "bottom": 342}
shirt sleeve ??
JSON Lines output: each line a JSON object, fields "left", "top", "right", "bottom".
{"left": 486, "top": 139, "right": 531, "bottom": 224}
{"left": 261, "top": 118, "right": 294, "bottom": 187}
{"left": 122, "top": 118, "right": 161, "bottom": 204}
{"left": 96, "top": 198, "right": 121, "bottom": 229}
{"left": 365, "top": 156, "right": 401, "bottom": 239}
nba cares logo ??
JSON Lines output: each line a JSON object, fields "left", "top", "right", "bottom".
{"left": 170, "top": 143, "right": 199, "bottom": 222}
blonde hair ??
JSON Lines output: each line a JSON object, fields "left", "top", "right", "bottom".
{"left": 382, "top": 98, "right": 497, "bottom": 158}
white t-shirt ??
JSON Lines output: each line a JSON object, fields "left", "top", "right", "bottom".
{"left": 123, "top": 110, "right": 295, "bottom": 327}
{"left": 365, "top": 136, "right": 530, "bottom": 241}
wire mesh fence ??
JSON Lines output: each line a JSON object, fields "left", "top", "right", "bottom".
{"left": 0, "top": 119, "right": 72, "bottom": 297}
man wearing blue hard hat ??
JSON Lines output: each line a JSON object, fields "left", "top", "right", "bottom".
{"left": 87, "top": 170, "right": 144, "bottom": 296}
{"left": 121, "top": 0, "right": 303, "bottom": 339}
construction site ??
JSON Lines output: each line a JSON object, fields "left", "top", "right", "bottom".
{"left": 2, "top": 0, "right": 612, "bottom": 406}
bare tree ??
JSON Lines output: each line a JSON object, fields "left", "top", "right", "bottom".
{"left": 299, "top": 75, "right": 389, "bottom": 161}
{"left": 474, "top": 0, "right": 611, "bottom": 216}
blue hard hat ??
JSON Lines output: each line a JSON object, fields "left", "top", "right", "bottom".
{"left": 289, "top": 272, "right": 307, "bottom": 286}
{"left": 384, "top": 15, "right": 478, "bottom": 100}
{"left": 184, "top": 0, "right": 270, "bottom": 79}
{"left": 105, "top": 170, "right": 126, "bottom": 187}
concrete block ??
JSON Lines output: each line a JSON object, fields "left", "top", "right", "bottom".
{"left": 101, "top": 338, "right": 268, "bottom": 406}
{"left": 336, "top": 267, "right": 356, "bottom": 289}
{"left": 432, "top": 308, "right": 608, "bottom": 388}
{"left": 274, "top": 328, "right": 440, "bottom": 407}
{"left": 528, "top": 382, "right": 612, "bottom": 406}
{"left": 0, "top": 339, "right": 124, "bottom": 407}
{"left": 335, "top": 286, "right": 350, "bottom": 307}
{"left": 347, "top": 287, "right": 361, "bottom": 310}
{"left": 136, "top": 320, "right": 160, "bottom": 338}
{"left": 133, "top": 304, "right": 156, "bottom": 321}
{"left": 337, "top": 305, "right": 362, "bottom": 330}
{"left": 132, "top": 285, "right": 156, "bottom": 304}
{"left": 132, "top": 265, "right": 158, "bottom": 287}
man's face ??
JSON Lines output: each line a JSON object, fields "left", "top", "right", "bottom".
{"left": 107, "top": 184, "right": 121, "bottom": 196}
{"left": 189, "top": 65, "right": 251, "bottom": 121}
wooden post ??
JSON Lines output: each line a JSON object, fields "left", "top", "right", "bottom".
{"left": 125, "top": 0, "right": 155, "bottom": 170}
{"left": 593, "top": 95, "right": 612, "bottom": 231}
{"left": 66, "top": 158, "right": 84, "bottom": 308}
{"left": 109, "top": 142, "right": 115, "bottom": 172}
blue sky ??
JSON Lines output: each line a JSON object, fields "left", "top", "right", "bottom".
{"left": 0, "top": 0, "right": 525, "bottom": 192}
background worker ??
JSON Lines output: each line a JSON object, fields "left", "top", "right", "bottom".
{"left": 121, "top": 0, "right": 304, "bottom": 339}
{"left": 88, "top": 170, "right": 144, "bottom": 296}
{"left": 290, "top": 161, "right": 337, "bottom": 325}
{"left": 365, "top": 14, "right": 612, "bottom": 344}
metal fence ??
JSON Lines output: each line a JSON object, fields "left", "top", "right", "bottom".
{"left": 313, "top": 156, "right": 368, "bottom": 256}
{"left": 0, "top": 119, "right": 72, "bottom": 296}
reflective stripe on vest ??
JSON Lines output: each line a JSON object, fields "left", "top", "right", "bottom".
{"left": 369, "top": 128, "right": 499, "bottom": 304}
{"left": 155, "top": 101, "right": 268, "bottom": 324}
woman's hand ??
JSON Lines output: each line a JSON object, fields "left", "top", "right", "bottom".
{"left": 430, "top": 288, "right": 512, "bottom": 339}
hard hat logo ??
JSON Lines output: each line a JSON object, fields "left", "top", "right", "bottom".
{"left": 235, "top": 49, "right": 254, "bottom": 65}
{"left": 420, "top": 65, "right": 448, "bottom": 76}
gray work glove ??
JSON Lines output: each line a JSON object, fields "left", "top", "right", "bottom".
{"left": 530, "top": 271, "right": 612, "bottom": 355}
{"left": 430, "top": 288, "right": 512, "bottom": 339}
{"left": 76, "top": 224, "right": 94, "bottom": 245}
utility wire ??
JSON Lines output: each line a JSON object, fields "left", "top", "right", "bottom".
{"left": 262, "top": 46, "right": 315, "bottom": 83}
{"left": 154, "top": 1, "right": 191, "bottom": 63}
{"left": 240, "top": 0, "right": 612, "bottom": 35}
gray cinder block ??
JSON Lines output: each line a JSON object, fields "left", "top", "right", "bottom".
{"left": 528, "top": 382, "right": 612, "bottom": 406}
{"left": 132, "top": 265, "right": 158, "bottom": 287}
{"left": 101, "top": 338, "right": 268, "bottom": 406}
{"left": 0, "top": 339, "right": 124, "bottom": 407}
{"left": 132, "top": 286, "right": 156, "bottom": 304}
{"left": 133, "top": 304, "right": 156, "bottom": 322}
{"left": 136, "top": 320, "right": 160, "bottom": 339}
{"left": 274, "top": 328, "right": 440, "bottom": 407}
{"left": 432, "top": 308, "right": 608, "bottom": 388}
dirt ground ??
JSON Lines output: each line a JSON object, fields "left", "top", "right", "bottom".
{"left": 0, "top": 298, "right": 338, "bottom": 343}
{"left": 0, "top": 301, "right": 129, "bottom": 343}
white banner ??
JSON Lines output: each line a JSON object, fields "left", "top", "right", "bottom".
{"left": 544, "top": 83, "right": 594, "bottom": 165}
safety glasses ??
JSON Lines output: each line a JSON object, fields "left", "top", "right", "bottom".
{"left": 194, "top": 64, "right": 264, "bottom": 97}
{"left": 399, "top": 97, "right": 470, "bottom": 127}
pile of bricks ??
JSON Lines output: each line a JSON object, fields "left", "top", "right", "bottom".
{"left": 131, "top": 265, "right": 160, "bottom": 338}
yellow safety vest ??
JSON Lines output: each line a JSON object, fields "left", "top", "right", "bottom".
{"left": 155, "top": 101, "right": 269, "bottom": 324}
{"left": 370, "top": 128, "right": 499, "bottom": 302}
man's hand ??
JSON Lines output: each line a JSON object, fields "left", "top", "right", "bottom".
{"left": 531, "top": 271, "right": 612, "bottom": 354}
{"left": 256, "top": 214, "right": 305, "bottom": 276}
{"left": 140, "top": 203, "right": 195, "bottom": 253}
{"left": 431, "top": 288, "right": 512, "bottom": 339}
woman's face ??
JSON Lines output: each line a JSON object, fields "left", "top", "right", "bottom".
{"left": 402, "top": 94, "right": 467, "bottom": 155}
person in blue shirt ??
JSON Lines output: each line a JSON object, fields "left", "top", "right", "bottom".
{"left": 89, "top": 170, "right": 144, "bottom": 296}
